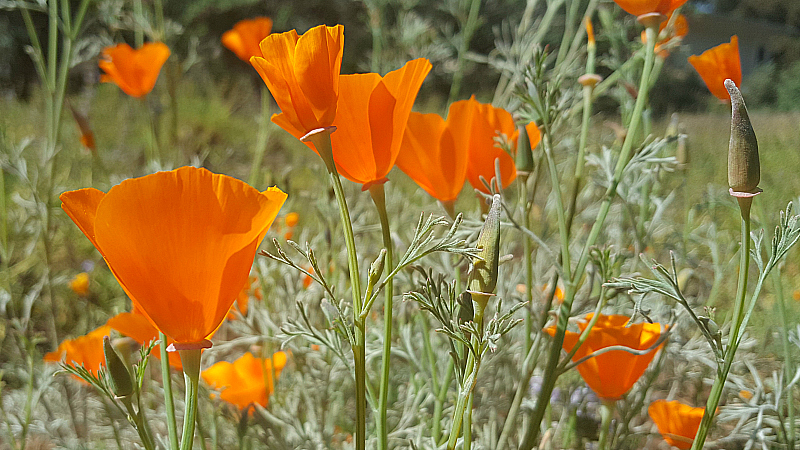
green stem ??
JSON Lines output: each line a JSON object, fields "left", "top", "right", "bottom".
{"left": 248, "top": 86, "right": 271, "bottom": 187}
{"left": 433, "top": 359, "right": 454, "bottom": 445}
{"left": 448, "top": 0, "right": 482, "bottom": 103}
{"left": 519, "top": 24, "right": 659, "bottom": 449}
{"left": 366, "top": 2, "right": 383, "bottom": 73}
{"left": 143, "top": 98, "right": 161, "bottom": 166}
{"left": 178, "top": 349, "right": 202, "bottom": 450}
{"left": 370, "top": 183, "right": 394, "bottom": 450}
{"left": 519, "top": 174, "right": 534, "bottom": 353}
{"left": 464, "top": 394, "right": 473, "bottom": 450}
{"left": 596, "top": 401, "right": 615, "bottom": 450}
{"left": 691, "top": 212, "right": 750, "bottom": 449}
{"left": 446, "top": 301, "right": 486, "bottom": 450}
{"left": 133, "top": 0, "right": 144, "bottom": 48}
{"left": 160, "top": 333, "right": 180, "bottom": 450}
{"left": 303, "top": 128, "right": 364, "bottom": 450}
{"left": 773, "top": 270, "right": 796, "bottom": 449}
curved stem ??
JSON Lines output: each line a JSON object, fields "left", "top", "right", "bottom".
{"left": 303, "top": 128, "right": 365, "bottom": 450}
{"left": 370, "top": 183, "right": 394, "bottom": 450}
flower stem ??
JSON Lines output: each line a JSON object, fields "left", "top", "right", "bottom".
{"left": 178, "top": 348, "right": 202, "bottom": 450}
{"left": 519, "top": 23, "right": 659, "bottom": 449}
{"left": 303, "top": 128, "right": 365, "bottom": 450}
{"left": 370, "top": 183, "right": 394, "bottom": 450}
{"left": 248, "top": 86, "right": 272, "bottom": 187}
{"left": 160, "top": 333, "right": 179, "bottom": 450}
{"left": 448, "top": 0, "right": 482, "bottom": 103}
{"left": 691, "top": 211, "right": 750, "bottom": 449}
{"left": 596, "top": 401, "right": 615, "bottom": 450}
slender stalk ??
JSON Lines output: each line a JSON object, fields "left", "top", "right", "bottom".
{"left": 143, "top": 98, "right": 161, "bottom": 166}
{"left": 370, "top": 183, "right": 394, "bottom": 450}
{"left": 519, "top": 24, "right": 659, "bottom": 449}
{"left": 596, "top": 401, "right": 615, "bottom": 450}
{"left": 303, "top": 128, "right": 365, "bottom": 450}
{"left": 448, "top": 0, "right": 482, "bottom": 103}
{"left": 691, "top": 212, "right": 750, "bottom": 449}
{"left": 248, "top": 86, "right": 272, "bottom": 187}
{"left": 365, "top": 1, "right": 383, "bottom": 73}
{"left": 463, "top": 394, "right": 473, "bottom": 450}
{"left": 773, "top": 271, "right": 796, "bottom": 449}
{"left": 519, "top": 174, "right": 534, "bottom": 352}
{"left": 446, "top": 301, "right": 486, "bottom": 450}
{"left": 433, "top": 359, "right": 454, "bottom": 445}
{"left": 160, "top": 334, "right": 180, "bottom": 450}
{"left": 133, "top": 0, "right": 144, "bottom": 48}
{"left": 178, "top": 349, "right": 202, "bottom": 450}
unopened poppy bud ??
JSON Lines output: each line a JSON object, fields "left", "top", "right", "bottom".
{"left": 468, "top": 195, "right": 502, "bottom": 309}
{"left": 103, "top": 336, "right": 134, "bottom": 398}
{"left": 725, "top": 79, "right": 759, "bottom": 195}
{"left": 516, "top": 125, "right": 534, "bottom": 174}
{"left": 369, "top": 249, "right": 386, "bottom": 286}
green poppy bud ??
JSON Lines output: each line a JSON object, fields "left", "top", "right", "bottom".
{"left": 468, "top": 195, "right": 502, "bottom": 309}
{"left": 725, "top": 79, "right": 759, "bottom": 194}
{"left": 103, "top": 336, "right": 134, "bottom": 398}
{"left": 516, "top": 125, "right": 534, "bottom": 174}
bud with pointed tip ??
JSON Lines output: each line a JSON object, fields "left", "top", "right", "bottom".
{"left": 103, "top": 336, "right": 134, "bottom": 398}
{"left": 516, "top": 125, "right": 534, "bottom": 175}
{"left": 468, "top": 195, "right": 502, "bottom": 310}
{"left": 726, "top": 79, "right": 760, "bottom": 195}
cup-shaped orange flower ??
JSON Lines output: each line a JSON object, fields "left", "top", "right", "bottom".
{"left": 648, "top": 400, "right": 705, "bottom": 449}
{"left": 688, "top": 35, "right": 741, "bottom": 101}
{"left": 60, "top": 167, "right": 287, "bottom": 348}
{"left": 201, "top": 351, "right": 288, "bottom": 410}
{"left": 222, "top": 17, "right": 273, "bottom": 62}
{"left": 612, "top": 0, "right": 688, "bottom": 17}
{"left": 328, "top": 58, "right": 432, "bottom": 188}
{"left": 449, "top": 97, "right": 518, "bottom": 194}
{"left": 99, "top": 42, "right": 170, "bottom": 98}
{"left": 545, "top": 314, "right": 665, "bottom": 400}
{"left": 251, "top": 25, "right": 344, "bottom": 138}
{"left": 44, "top": 325, "right": 111, "bottom": 381}
{"left": 106, "top": 310, "right": 183, "bottom": 370}
{"left": 396, "top": 111, "right": 467, "bottom": 205}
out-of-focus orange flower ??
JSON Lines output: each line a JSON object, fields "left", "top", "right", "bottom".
{"left": 302, "top": 266, "right": 315, "bottom": 289}
{"left": 545, "top": 314, "right": 665, "bottom": 400}
{"left": 541, "top": 284, "right": 565, "bottom": 302}
{"left": 251, "top": 25, "right": 344, "bottom": 139}
{"left": 612, "top": 0, "right": 688, "bottom": 17}
{"left": 201, "top": 351, "right": 288, "bottom": 411}
{"left": 525, "top": 122, "right": 542, "bottom": 152}
{"left": 60, "top": 167, "right": 287, "bottom": 348}
{"left": 449, "top": 97, "right": 518, "bottom": 194}
{"left": 222, "top": 17, "right": 273, "bottom": 62}
{"left": 69, "top": 272, "right": 90, "bottom": 296}
{"left": 585, "top": 17, "right": 595, "bottom": 46}
{"left": 44, "top": 325, "right": 111, "bottom": 382}
{"left": 99, "top": 42, "right": 170, "bottom": 98}
{"left": 328, "top": 58, "right": 431, "bottom": 189}
{"left": 642, "top": 14, "right": 688, "bottom": 56}
{"left": 106, "top": 310, "right": 183, "bottom": 370}
{"left": 228, "top": 275, "right": 262, "bottom": 320}
{"left": 69, "top": 104, "right": 95, "bottom": 153}
{"left": 641, "top": 14, "right": 688, "bottom": 58}
{"left": 284, "top": 212, "right": 299, "bottom": 228}
{"left": 688, "top": 36, "right": 741, "bottom": 101}
{"left": 648, "top": 399, "right": 704, "bottom": 449}
{"left": 396, "top": 111, "right": 467, "bottom": 206}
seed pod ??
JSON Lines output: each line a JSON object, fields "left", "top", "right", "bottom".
{"left": 468, "top": 195, "right": 502, "bottom": 309}
{"left": 726, "top": 79, "right": 759, "bottom": 194}
{"left": 103, "top": 336, "right": 134, "bottom": 398}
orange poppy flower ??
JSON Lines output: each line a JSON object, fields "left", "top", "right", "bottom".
{"left": 449, "top": 97, "right": 518, "bottom": 194}
{"left": 648, "top": 400, "right": 705, "bottom": 449}
{"left": 545, "top": 314, "right": 665, "bottom": 400}
{"left": 396, "top": 111, "right": 467, "bottom": 205}
{"left": 201, "top": 351, "right": 288, "bottom": 411}
{"left": 612, "top": 0, "right": 688, "bottom": 17}
{"left": 60, "top": 167, "right": 287, "bottom": 348}
{"left": 328, "top": 58, "right": 431, "bottom": 188}
{"left": 222, "top": 17, "right": 273, "bottom": 62}
{"left": 227, "top": 275, "right": 262, "bottom": 320}
{"left": 106, "top": 310, "right": 183, "bottom": 370}
{"left": 99, "top": 42, "right": 170, "bottom": 98}
{"left": 251, "top": 25, "right": 344, "bottom": 139}
{"left": 44, "top": 325, "right": 111, "bottom": 382}
{"left": 69, "top": 104, "right": 96, "bottom": 153}
{"left": 641, "top": 13, "right": 689, "bottom": 58}
{"left": 688, "top": 36, "right": 741, "bottom": 101}
{"left": 69, "top": 272, "right": 90, "bottom": 296}
{"left": 525, "top": 122, "right": 542, "bottom": 152}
